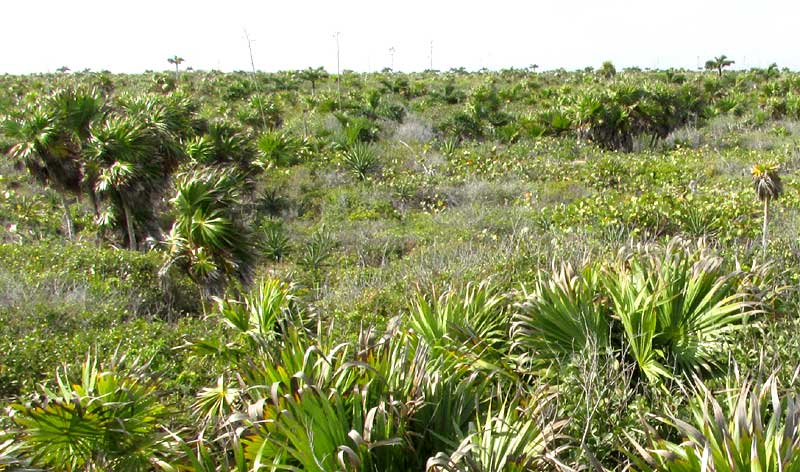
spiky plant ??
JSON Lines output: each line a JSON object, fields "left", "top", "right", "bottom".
{"left": 260, "top": 220, "right": 291, "bottom": 262}
{"left": 11, "top": 354, "right": 170, "bottom": 471}
{"left": 426, "top": 392, "right": 568, "bottom": 472}
{"left": 341, "top": 142, "right": 380, "bottom": 181}
{"left": 255, "top": 131, "right": 302, "bottom": 168}
{"left": 161, "top": 168, "right": 254, "bottom": 296}
{"left": 751, "top": 162, "right": 783, "bottom": 253}
{"left": 439, "top": 136, "right": 460, "bottom": 157}
{"left": 627, "top": 373, "right": 800, "bottom": 471}
{"left": 511, "top": 263, "right": 610, "bottom": 370}
{"left": 0, "top": 428, "right": 28, "bottom": 471}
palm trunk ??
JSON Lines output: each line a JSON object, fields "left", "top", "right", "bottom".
{"left": 762, "top": 199, "right": 769, "bottom": 254}
{"left": 122, "top": 197, "right": 137, "bottom": 251}
{"left": 89, "top": 189, "right": 100, "bottom": 217}
{"left": 174, "top": 64, "right": 180, "bottom": 83}
{"left": 60, "top": 193, "right": 75, "bottom": 239}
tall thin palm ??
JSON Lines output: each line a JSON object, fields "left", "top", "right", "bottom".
{"left": 167, "top": 55, "right": 184, "bottom": 82}
{"left": 704, "top": 55, "right": 735, "bottom": 76}
{"left": 751, "top": 162, "right": 783, "bottom": 253}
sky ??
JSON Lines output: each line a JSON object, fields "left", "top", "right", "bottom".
{"left": 3, "top": 0, "right": 799, "bottom": 74}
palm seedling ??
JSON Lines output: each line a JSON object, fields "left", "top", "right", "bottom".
{"left": 409, "top": 280, "right": 511, "bottom": 378}
{"left": 751, "top": 162, "right": 783, "bottom": 253}
{"left": 255, "top": 130, "right": 303, "bottom": 168}
{"left": 511, "top": 263, "right": 610, "bottom": 370}
{"left": 511, "top": 240, "right": 758, "bottom": 386}
{"left": 607, "top": 240, "right": 758, "bottom": 384}
{"left": 11, "top": 354, "right": 170, "bottom": 471}
{"left": 201, "top": 120, "right": 257, "bottom": 170}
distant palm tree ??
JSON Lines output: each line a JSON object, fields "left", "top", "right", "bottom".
{"left": 167, "top": 55, "right": 184, "bottom": 82}
{"left": 56, "top": 66, "right": 70, "bottom": 73}
{"left": 751, "top": 162, "right": 783, "bottom": 253}
{"left": 600, "top": 60, "right": 617, "bottom": 79}
{"left": 705, "top": 55, "right": 735, "bottom": 77}
{"left": 297, "top": 67, "right": 328, "bottom": 96}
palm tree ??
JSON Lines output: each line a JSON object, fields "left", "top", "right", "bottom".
{"left": 3, "top": 109, "right": 77, "bottom": 238}
{"left": 167, "top": 55, "right": 184, "bottom": 82}
{"left": 2, "top": 88, "right": 104, "bottom": 238}
{"left": 297, "top": 67, "right": 328, "bottom": 96}
{"left": 752, "top": 162, "right": 783, "bottom": 253}
{"left": 84, "top": 116, "right": 163, "bottom": 250}
{"left": 600, "top": 60, "right": 616, "bottom": 79}
{"left": 705, "top": 55, "right": 735, "bottom": 76}
{"left": 161, "top": 169, "right": 255, "bottom": 296}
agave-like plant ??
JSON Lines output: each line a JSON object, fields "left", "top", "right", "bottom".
{"left": 156, "top": 430, "right": 248, "bottom": 472}
{"left": 212, "top": 278, "right": 300, "bottom": 358}
{"left": 426, "top": 391, "right": 568, "bottom": 472}
{"left": 260, "top": 220, "right": 291, "bottom": 262}
{"left": 341, "top": 142, "right": 380, "bottom": 181}
{"left": 627, "top": 372, "right": 800, "bottom": 471}
{"left": 0, "top": 428, "right": 30, "bottom": 471}
{"left": 240, "top": 373, "right": 404, "bottom": 471}
{"left": 11, "top": 354, "right": 170, "bottom": 471}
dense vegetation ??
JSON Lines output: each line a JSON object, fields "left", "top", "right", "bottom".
{"left": 2, "top": 62, "right": 800, "bottom": 470}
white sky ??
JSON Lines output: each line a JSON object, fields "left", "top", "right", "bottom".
{"left": 3, "top": 0, "right": 798, "bottom": 74}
